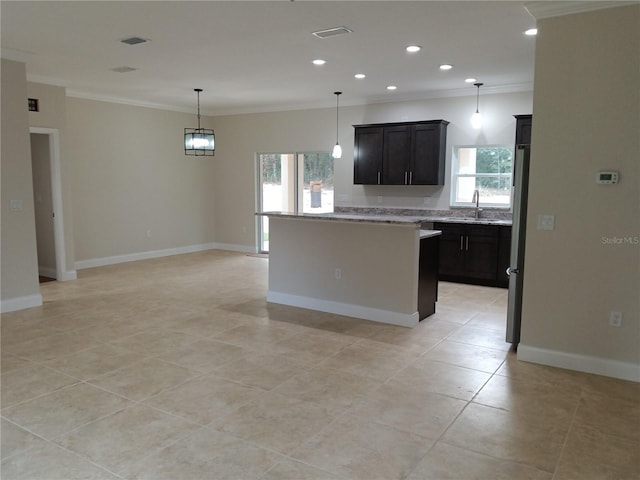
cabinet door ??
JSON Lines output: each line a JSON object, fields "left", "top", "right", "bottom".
{"left": 382, "top": 125, "right": 411, "bottom": 184}
{"left": 410, "top": 123, "right": 443, "bottom": 185}
{"left": 464, "top": 225, "right": 499, "bottom": 280}
{"left": 435, "top": 223, "right": 466, "bottom": 277}
{"left": 418, "top": 235, "right": 439, "bottom": 319}
{"left": 354, "top": 127, "right": 384, "bottom": 184}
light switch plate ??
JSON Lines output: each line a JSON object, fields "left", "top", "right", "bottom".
{"left": 538, "top": 214, "right": 555, "bottom": 230}
{"left": 10, "top": 199, "right": 24, "bottom": 212}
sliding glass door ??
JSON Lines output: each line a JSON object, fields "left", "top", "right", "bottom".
{"left": 257, "top": 152, "right": 333, "bottom": 252}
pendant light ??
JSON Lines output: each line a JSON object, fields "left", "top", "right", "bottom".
{"left": 184, "top": 88, "right": 215, "bottom": 156}
{"left": 332, "top": 91, "right": 342, "bottom": 159}
{"left": 471, "top": 82, "right": 484, "bottom": 129}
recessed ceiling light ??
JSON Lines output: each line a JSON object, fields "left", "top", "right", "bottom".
{"left": 387, "top": 85, "right": 397, "bottom": 91}
{"left": 312, "top": 59, "right": 326, "bottom": 65}
{"left": 524, "top": 28, "right": 538, "bottom": 36}
{"left": 354, "top": 73, "right": 366, "bottom": 79}
{"left": 406, "top": 45, "right": 422, "bottom": 53}
{"left": 465, "top": 78, "right": 477, "bottom": 83}
{"left": 439, "top": 64, "right": 453, "bottom": 71}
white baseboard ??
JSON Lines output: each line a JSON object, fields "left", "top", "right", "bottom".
{"left": 75, "top": 243, "right": 255, "bottom": 270}
{"left": 1, "top": 293, "right": 43, "bottom": 313}
{"left": 518, "top": 344, "right": 640, "bottom": 383}
{"left": 38, "top": 266, "right": 77, "bottom": 281}
{"left": 267, "top": 290, "right": 419, "bottom": 328}
{"left": 38, "top": 266, "right": 57, "bottom": 278}
{"left": 75, "top": 243, "right": 217, "bottom": 269}
{"left": 59, "top": 270, "right": 77, "bottom": 281}
{"left": 212, "top": 243, "right": 256, "bottom": 254}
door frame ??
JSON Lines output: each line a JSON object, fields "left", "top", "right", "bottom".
{"left": 30, "top": 127, "right": 75, "bottom": 281}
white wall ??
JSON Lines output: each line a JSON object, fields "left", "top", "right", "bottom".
{"left": 519, "top": 5, "right": 640, "bottom": 381}
{"left": 267, "top": 216, "right": 420, "bottom": 326}
{"left": 212, "top": 91, "right": 533, "bottom": 249}
{"left": 66, "top": 98, "right": 218, "bottom": 265}
{"left": 1, "top": 59, "right": 42, "bottom": 312}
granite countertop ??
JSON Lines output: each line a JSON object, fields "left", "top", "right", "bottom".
{"left": 420, "top": 229, "right": 442, "bottom": 239}
{"left": 257, "top": 211, "right": 511, "bottom": 226}
{"left": 425, "top": 216, "right": 512, "bottom": 226}
{"left": 335, "top": 207, "right": 512, "bottom": 226}
{"left": 256, "top": 211, "right": 427, "bottom": 225}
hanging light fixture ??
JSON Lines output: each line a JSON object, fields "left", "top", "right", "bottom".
{"left": 184, "top": 88, "right": 215, "bottom": 156}
{"left": 471, "top": 82, "right": 484, "bottom": 129}
{"left": 332, "top": 91, "right": 342, "bottom": 159}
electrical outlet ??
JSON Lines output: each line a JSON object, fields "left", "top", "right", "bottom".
{"left": 377, "top": 196, "right": 383, "bottom": 204}
{"left": 423, "top": 197, "right": 431, "bottom": 205}
{"left": 609, "top": 311, "right": 622, "bottom": 327}
{"left": 334, "top": 268, "right": 342, "bottom": 280}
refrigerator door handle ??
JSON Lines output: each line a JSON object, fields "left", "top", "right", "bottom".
{"left": 506, "top": 267, "right": 520, "bottom": 277}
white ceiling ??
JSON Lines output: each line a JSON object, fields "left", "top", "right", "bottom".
{"left": 1, "top": 1, "right": 539, "bottom": 115}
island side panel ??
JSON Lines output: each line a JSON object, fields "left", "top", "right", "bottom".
{"left": 267, "top": 217, "right": 420, "bottom": 326}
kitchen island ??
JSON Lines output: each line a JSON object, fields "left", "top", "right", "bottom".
{"left": 256, "top": 212, "right": 441, "bottom": 327}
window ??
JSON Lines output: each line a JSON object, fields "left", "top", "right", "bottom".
{"left": 257, "top": 152, "right": 333, "bottom": 252}
{"left": 451, "top": 145, "right": 513, "bottom": 208}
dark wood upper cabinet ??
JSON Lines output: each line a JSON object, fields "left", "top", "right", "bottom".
{"left": 411, "top": 122, "right": 447, "bottom": 185}
{"left": 353, "top": 120, "right": 448, "bottom": 185}
{"left": 514, "top": 114, "right": 532, "bottom": 145}
{"left": 353, "top": 126, "right": 384, "bottom": 185}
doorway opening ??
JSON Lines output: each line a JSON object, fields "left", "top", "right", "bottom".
{"left": 257, "top": 152, "right": 334, "bottom": 253}
{"left": 29, "top": 127, "right": 72, "bottom": 282}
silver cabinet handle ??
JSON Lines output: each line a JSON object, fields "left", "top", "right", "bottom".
{"left": 404, "top": 172, "right": 408, "bottom": 185}
{"left": 377, "top": 172, "right": 381, "bottom": 184}
{"left": 466, "top": 236, "right": 469, "bottom": 251}
{"left": 460, "top": 235, "right": 464, "bottom": 251}
{"left": 409, "top": 171, "right": 413, "bottom": 184}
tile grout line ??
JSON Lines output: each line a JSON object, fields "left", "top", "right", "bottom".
{"left": 549, "top": 388, "right": 584, "bottom": 480}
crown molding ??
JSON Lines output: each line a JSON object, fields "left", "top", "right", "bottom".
{"left": 525, "top": 1, "right": 639, "bottom": 20}
{"left": 65, "top": 90, "right": 194, "bottom": 114}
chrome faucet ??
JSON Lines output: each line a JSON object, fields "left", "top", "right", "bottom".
{"left": 472, "top": 189, "right": 482, "bottom": 219}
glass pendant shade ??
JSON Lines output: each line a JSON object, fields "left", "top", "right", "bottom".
{"left": 471, "top": 111, "right": 483, "bottom": 129}
{"left": 185, "top": 88, "right": 215, "bottom": 156}
{"left": 470, "top": 82, "right": 484, "bottom": 130}
{"left": 332, "top": 143, "right": 342, "bottom": 159}
{"left": 332, "top": 91, "right": 342, "bottom": 159}
{"left": 184, "top": 129, "right": 215, "bottom": 155}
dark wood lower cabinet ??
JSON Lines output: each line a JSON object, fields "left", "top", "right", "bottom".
{"left": 418, "top": 235, "right": 439, "bottom": 319}
{"left": 435, "top": 222, "right": 511, "bottom": 288}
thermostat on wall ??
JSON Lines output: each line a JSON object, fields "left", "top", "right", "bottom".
{"left": 596, "top": 171, "right": 619, "bottom": 184}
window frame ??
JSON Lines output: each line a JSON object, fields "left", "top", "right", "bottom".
{"left": 450, "top": 144, "right": 514, "bottom": 209}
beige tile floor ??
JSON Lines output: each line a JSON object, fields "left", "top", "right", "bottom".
{"left": 1, "top": 250, "right": 638, "bottom": 480}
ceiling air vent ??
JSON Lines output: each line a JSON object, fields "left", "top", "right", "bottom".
{"left": 121, "top": 36, "right": 147, "bottom": 45}
{"left": 312, "top": 26, "right": 353, "bottom": 39}
{"left": 111, "top": 66, "right": 137, "bottom": 73}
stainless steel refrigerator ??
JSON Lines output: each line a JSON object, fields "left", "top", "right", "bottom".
{"left": 506, "top": 145, "right": 531, "bottom": 345}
